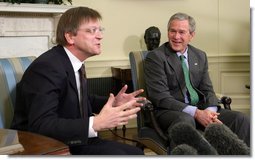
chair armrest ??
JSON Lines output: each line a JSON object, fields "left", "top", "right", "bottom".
{"left": 216, "top": 93, "right": 232, "bottom": 110}
{"left": 219, "top": 96, "right": 232, "bottom": 110}
{"left": 141, "top": 100, "right": 169, "bottom": 142}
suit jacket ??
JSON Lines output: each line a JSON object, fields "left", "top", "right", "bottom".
{"left": 11, "top": 45, "right": 107, "bottom": 146}
{"left": 144, "top": 42, "right": 219, "bottom": 114}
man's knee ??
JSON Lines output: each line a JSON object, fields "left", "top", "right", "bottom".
{"left": 168, "top": 114, "right": 196, "bottom": 132}
{"left": 177, "top": 114, "right": 196, "bottom": 126}
{"left": 234, "top": 111, "right": 250, "bottom": 126}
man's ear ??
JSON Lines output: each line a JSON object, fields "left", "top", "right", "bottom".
{"left": 190, "top": 31, "right": 195, "bottom": 40}
{"left": 65, "top": 32, "right": 75, "bottom": 45}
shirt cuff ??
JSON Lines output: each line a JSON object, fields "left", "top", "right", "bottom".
{"left": 206, "top": 106, "right": 218, "bottom": 112}
{"left": 182, "top": 105, "right": 197, "bottom": 117}
{"left": 89, "top": 116, "right": 98, "bottom": 137}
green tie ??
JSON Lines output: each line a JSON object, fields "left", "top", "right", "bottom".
{"left": 180, "top": 55, "right": 199, "bottom": 105}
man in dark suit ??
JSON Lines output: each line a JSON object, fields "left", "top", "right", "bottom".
{"left": 144, "top": 12, "right": 250, "bottom": 148}
{"left": 11, "top": 7, "right": 144, "bottom": 155}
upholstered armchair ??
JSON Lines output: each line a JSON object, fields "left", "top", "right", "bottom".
{"left": 0, "top": 56, "right": 36, "bottom": 128}
{"left": 129, "top": 51, "right": 232, "bottom": 155}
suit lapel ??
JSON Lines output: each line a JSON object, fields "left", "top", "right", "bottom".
{"left": 187, "top": 49, "right": 199, "bottom": 86}
{"left": 164, "top": 46, "right": 186, "bottom": 97}
{"left": 56, "top": 46, "right": 78, "bottom": 96}
{"left": 57, "top": 47, "right": 92, "bottom": 117}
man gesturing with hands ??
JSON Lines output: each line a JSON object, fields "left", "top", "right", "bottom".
{"left": 11, "top": 7, "right": 144, "bottom": 155}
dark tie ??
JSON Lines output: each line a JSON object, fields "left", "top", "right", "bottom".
{"left": 180, "top": 55, "right": 199, "bottom": 105}
{"left": 78, "top": 64, "right": 90, "bottom": 118}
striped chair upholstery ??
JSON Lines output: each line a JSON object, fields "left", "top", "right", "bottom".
{"left": 0, "top": 56, "right": 36, "bottom": 128}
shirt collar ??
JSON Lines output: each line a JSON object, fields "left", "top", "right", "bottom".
{"left": 64, "top": 47, "right": 84, "bottom": 72}
{"left": 177, "top": 47, "right": 188, "bottom": 59}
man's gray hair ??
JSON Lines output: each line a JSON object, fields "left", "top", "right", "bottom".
{"left": 167, "top": 12, "right": 196, "bottom": 33}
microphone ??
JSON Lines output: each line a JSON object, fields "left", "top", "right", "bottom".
{"left": 204, "top": 123, "right": 250, "bottom": 155}
{"left": 169, "top": 122, "right": 218, "bottom": 155}
{"left": 171, "top": 144, "right": 198, "bottom": 155}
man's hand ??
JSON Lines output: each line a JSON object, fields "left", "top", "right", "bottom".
{"left": 194, "top": 109, "right": 222, "bottom": 127}
{"left": 92, "top": 93, "right": 142, "bottom": 131}
{"left": 113, "top": 85, "right": 145, "bottom": 107}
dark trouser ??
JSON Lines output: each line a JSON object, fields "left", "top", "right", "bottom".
{"left": 69, "top": 137, "right": 144, "bottom": 155}
{"left": 156, "top": 108, "right": 250, "bottom": 147}
{"left": 217, "top": 108, "right": 250, "bottom": 147}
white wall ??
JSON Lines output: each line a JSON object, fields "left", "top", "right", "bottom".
{"left": 72, "top": 0, "right": 250, "bottom": 61}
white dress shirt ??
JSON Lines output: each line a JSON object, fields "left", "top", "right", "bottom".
{"left": 64, "top": 47, "right": 97, "bottom": 137}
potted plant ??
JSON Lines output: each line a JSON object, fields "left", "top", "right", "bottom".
{"left": 48, "top": 0, "right": 72, "bottom": 5}
{"left": 3, "top": 0, "right": 34, "bottom": 3}
{"left": 34, "top": 0, "right": 48, "bottom": 3}
{"left": 3, "top": 0, "right": 72, "bottom": 4}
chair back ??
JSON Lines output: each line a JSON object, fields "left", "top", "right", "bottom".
{"left": 0, "top": 56, "right": 35, "bottom": 128}
{"left": 129, "top": 51, "right": 169, "bottom": 155}
{"left": 129, "top": 51, "right": 149, "bottom": 95}
{"left": 129, "top": 51, "right": 149, "bottom": 129}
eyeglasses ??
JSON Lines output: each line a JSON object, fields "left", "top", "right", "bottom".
{"left": 78, "top": 27, "right": 105, "bottom": 35}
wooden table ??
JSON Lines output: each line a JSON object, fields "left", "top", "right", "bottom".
{"left": 0, "top": 129, "right": 70, "bottom": 155}
{"left": 111, "top": 66, "right": 133, "bottom": 94}
{"left": 111, "top": 66, "right": 133, "bottom": 137}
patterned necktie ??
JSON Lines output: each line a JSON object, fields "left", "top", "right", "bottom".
{"left": 180, "top": 55, "right": 199, "bottom": 105}
{"left": 78, "top": 64, "right": 89, "bottom": 118}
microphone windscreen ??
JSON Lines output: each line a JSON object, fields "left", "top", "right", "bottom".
{"left": 204, "top": 123, "right": 250, "bottom": 155}
{"left": 171, "top": 144, "right": 198, "bottom": 155}
{"left": 169, "top": 122, "right": 218, "bottom": 155}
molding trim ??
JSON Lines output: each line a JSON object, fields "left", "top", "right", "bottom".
{"left": 85, "top": 59, "right": 131, "bottom": 78}
{"left": 0, "top": 2, "right": 73, "bottom": 14}
{"left": 85, "top": 53, "right": 250, "bottom": 78}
